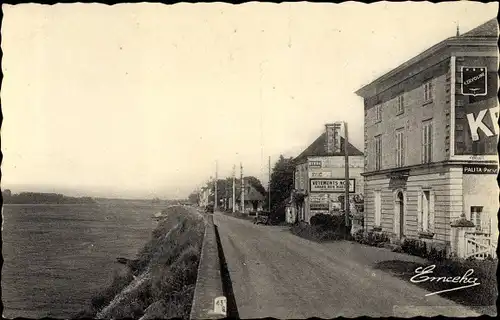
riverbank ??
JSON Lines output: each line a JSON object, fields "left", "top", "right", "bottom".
{"left": 73, "top": 205, "right": 205, "bottom": 319}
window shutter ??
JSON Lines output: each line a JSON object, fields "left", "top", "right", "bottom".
{"left": 417, "top": 190, "right": 422, "bottom": 232}
{"left": 421, "top": 126, "right": 425, "bottom": 163}
{"left": 429, "top": 190, "right": 435, "bottom": 233}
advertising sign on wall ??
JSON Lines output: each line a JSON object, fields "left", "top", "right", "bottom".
{"left": 309, "top": 203, "right": 329, "bottom": 211}
{"left": 310, "top": 179, "right": 355, "bottom": 193}
{"left": 454, "top": 59, "right": 498, "bottom": 157}
{"left": 463, "top": 164, "right": 498, "bottom": 174}
{"left": 309, "top": 171, "right": 333, "bottom": 178}
{"left": 309, "top": 193, "right": 329, "bottom": 203}
{"left": 461, "top": 67, "right": 487, "bottom": 96}
{"left": 308, "top": 160, "right": 322, "bottom": 168}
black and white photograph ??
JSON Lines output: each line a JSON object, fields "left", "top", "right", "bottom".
{"left": 1, "top": 2, "right": 498, "bottom": 319}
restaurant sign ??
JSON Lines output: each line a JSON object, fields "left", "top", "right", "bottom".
{"left": 463, "top": 164, "right": 498, "bottom": 174}
{"left": 310, "top": 178, "right": 355, "bottom": 193}
{"left": 461, "top": 67, "right": 487, "bottom": 96}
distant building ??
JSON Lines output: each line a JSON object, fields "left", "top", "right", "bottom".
{"left": 291, "top": 123, "right": 364, "bottom": 223}
{"left": 355, "top": 19, "right": 498, "bottom": 249}
{"left": 228, "top": 178, "right": 266, "bottom": 213}
{"left": 198, "top": 185, "right": 211, "bottom": 207}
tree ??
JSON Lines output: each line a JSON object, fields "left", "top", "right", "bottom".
{"left": 266, "top": 155, "right": 295, "bottom": 222}
{"left": 188, "top": 192, "right": 199, "bottom": 204}
{"left": 245, "top": 176, "right": 267, "bottom": 196}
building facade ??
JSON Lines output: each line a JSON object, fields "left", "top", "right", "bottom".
{"left": 355, "top": 19, "right": 499, "bottom": 250}
{"left": 292, "top": 123, "right": 365, "bottom": 223}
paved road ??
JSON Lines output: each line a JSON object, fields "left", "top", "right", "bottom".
{"left": 214, "top": 213, "right": 483, "bottom": 318}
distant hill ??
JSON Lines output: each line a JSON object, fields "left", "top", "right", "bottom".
{"left": 2, "top": 191, "right": 97, "bottom": 204}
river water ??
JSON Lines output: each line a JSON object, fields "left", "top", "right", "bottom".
{"left": 1, "top": 199, "right": 164, "bottom": 319}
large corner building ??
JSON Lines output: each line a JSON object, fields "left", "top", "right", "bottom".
{"left": 355, "top": 19, "right": 499, "bottom": 249}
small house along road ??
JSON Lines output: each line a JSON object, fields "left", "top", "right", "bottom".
{"left": 214, "top": 213, "right": 482, "bottom": 318}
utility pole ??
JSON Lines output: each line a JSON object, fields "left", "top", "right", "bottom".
{"left": 240, "top": 162, "right": 245, "bottom": 213}
{"left": 214, "top": 161, "right": 218, "bottom": 211}
{"left": 232, "top": 165, "right": 236, "bottom": 213}
{"left": 343, "top": 122, "right": 350, "bottom": 228}
{"left": 268, "top": 156, "right": 271, "bottom": 213}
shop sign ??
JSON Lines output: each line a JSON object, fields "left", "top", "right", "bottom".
{"left": 310, "top": 179, "right": 355, "bottom": 193}
{"left": 463, "top": 164, "right": 498, "bottom": 174}
{"left": 308, "top": 160, "right": 322, "bottom": 168}
{"left": 461, "top": 67, "right": 487, "bottom": 96}
{"left": 309, "top": 193, "right": 329, "bottom": 203}
{"left": 309, "top": 171, "right": 333, "bottom": 178}
{"left": 309, "top": 202, "right": 329, "bottom": 211}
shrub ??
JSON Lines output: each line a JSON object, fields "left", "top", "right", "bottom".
{"left": 352, "top": 229, "right": 364, "bottom": 242}
{"left": 401, "top": 238, "right": 427, "bottom": 258}
{"left": 310, "top": 213, "right": 348, "bottom": 236}
{"left": 356, "top": 230, "right": 390, "bottom": 247}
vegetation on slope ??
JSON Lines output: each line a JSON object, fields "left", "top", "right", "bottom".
{"left": 74, "top": 206, "right": 205, "bottom": 319}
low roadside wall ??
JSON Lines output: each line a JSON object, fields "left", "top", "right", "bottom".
{"left": 190, "top": 213, "right": 226, "bottom": 319}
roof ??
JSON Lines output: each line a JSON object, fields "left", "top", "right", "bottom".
{"left": 233, "top": 182, "right": 266, "bottom": 202}
{"left": 355, "top": 18, "right": 498, "bottom": 98}
{"left": 293, "top": 132, "right": 363, "bottom": 165}
{"left": 460, "top": 18, "right": 498, "bottom": 38}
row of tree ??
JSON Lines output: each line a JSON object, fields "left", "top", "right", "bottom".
{"left": 188, "top": 155, "right": 296, "bottom": 222}
{"left": 2, "top": 191, "right": 97, "bottom": 204}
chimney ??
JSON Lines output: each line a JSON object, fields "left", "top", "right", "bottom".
{"left": 325, "top": 123, "right": 342, "bottom": 154}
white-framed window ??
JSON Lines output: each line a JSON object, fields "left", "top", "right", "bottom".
{"left": 395, "top": 129, "right": 405, "bottom": 167}
{"left": 397, "top": 94, "right": 405, "bottom": 114}
{"left": 423, "top": 80, "right": 433, "bottom": 102}
{"left": 417, "top": 189, "right": 434, "bottom": 233}
{"left": 374, "top": 135, "right": 382, "bottom": 171}
{"left": 374, "top": 191, "right": 382, "bottom": 226}
{"left": 471, "top": 206, "right": 483, "bottom": 231}
{"left": 422, "top": 120, "right": 433, "bottom": 164}
{"left": 375, "top": 104, "right": 382, "bottom": 122}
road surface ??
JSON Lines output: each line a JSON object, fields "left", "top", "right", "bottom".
{"left": 214, "top": 213, "right": 484, "bottom": 318}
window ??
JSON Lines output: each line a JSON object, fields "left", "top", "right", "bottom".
{"left": 374, "top": 191, "right": 381, "bottom": 226}
{"left": 423, "top": 80, "right": 433, "bottom": 102}
{"left": 299, "top": 167, "right": 304, "bottom": 190}
{"left": 471, "top": 206, "right": 483, "bottom": 231}
{"left": 397, "top": 94, "right": 405, "bottom": 114}
{"left": 472, "top": 140, "right": 486, "bottom": 155}
{"left": 374, "top": 135, "right": 382, "bottom": 171}
{"left": 418, "top": 190, "right": 434, "bottom": 233}
{"left": 395, "top": 129, "right": 405, "bottom": 167}
{"left": 422, "top": 120, "right": 433, "bottom": 163}
{"left": 375, "top": 104, "right": 382, "bottom": 122}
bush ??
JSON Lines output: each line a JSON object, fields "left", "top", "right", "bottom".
{"left": 400, "top": 238, "right": 448, "bottom": 261}
{"left": 352, "top": 229, "right": 364, "bottom": 242}
{"left": 356, "top": 230, "right": 390, "bottom": 247}
{"left": 310, "top": 213, "right": 348, "bottom": 236}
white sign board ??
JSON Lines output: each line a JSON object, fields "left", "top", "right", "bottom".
{"left": 309, "top": 171, "right": 333, "bottom": 178}
{"left": 310, "top": 179, "right": 355, "bottom": 193}
{"left": 309, "top": 193, "right": 329, "bottom": 203}
{"left": 308, "top": 160, "right": 322, "bottom": 168}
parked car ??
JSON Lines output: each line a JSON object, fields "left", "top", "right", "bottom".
{"left": 253, "top": 211, "right": 270, "bottom": 225}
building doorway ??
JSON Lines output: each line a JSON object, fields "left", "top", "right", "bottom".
{"left": 397, "top": 191, "right": 404, "bottom": 238}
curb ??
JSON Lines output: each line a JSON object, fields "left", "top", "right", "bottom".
{"left": 189, "top": 214, "right": 227, "bottom": 320}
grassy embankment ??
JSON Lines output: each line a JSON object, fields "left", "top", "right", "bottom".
{"left": 74, "top": 206, "right": 205, "bottom": 319}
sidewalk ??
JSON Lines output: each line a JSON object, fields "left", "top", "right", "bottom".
{"left": 320, "top": 239, "right": 497, "bottom": 316}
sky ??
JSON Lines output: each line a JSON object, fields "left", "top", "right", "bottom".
{"left": 1, "top": 2, "right": 498, "bottom": 199}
